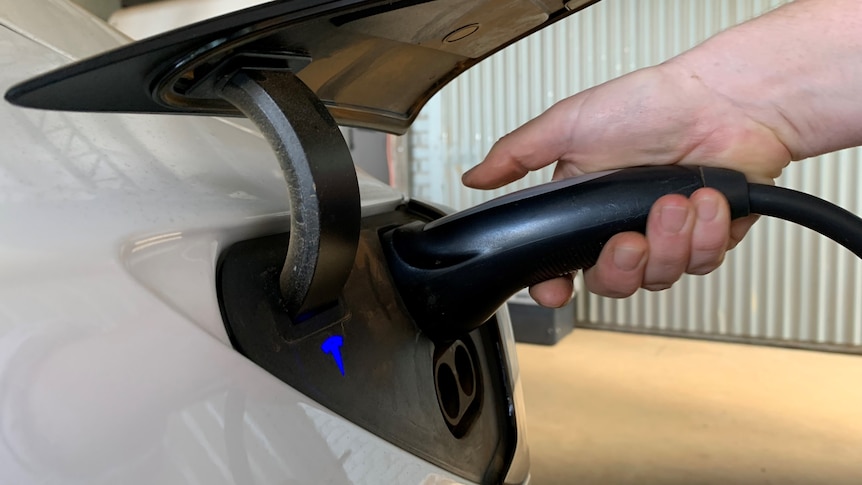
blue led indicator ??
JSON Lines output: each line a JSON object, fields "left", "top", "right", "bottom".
{"left": 321, "top": 335, "right": 346, "bottom": 376}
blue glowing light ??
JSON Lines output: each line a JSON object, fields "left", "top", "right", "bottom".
{"left": 321, "top": 335, "right": 345, "bottom": 376}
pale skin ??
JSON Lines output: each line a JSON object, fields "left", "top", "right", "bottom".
{"left": 462, "top": 0, "right": 862, "bottom": 307}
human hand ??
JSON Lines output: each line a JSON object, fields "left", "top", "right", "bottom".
{"left": 462, "top": 61, "right": 792, "bottom": 306}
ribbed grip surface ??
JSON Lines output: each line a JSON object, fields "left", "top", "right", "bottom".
{"left": 526, "top": 241, "right": 605, "bottom": 286}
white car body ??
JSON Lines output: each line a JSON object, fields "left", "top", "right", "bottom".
{"left": 0, "top": 1, "right": 530, "bottom": 483}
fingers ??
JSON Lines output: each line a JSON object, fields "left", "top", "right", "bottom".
{"left": 461, "top": 99, "right": 580, "bottom": 189}
{"left": 528, "top": 275, "right": 575, "bottom": 308}
{"left": 583, "top": 233, "right": 649, "bottom": 298}
{"left": 641, "top": 194, "right": 697, "bottom": 290}
{"left": 729, "top": 214, "right": 759, "bottom": 250}
{"left": 687, "top": 189, "right": 732, "bottom": 274}
{"left": 580, "top": 189, "right": 733, "bottom": 298}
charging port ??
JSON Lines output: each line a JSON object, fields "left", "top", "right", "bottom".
{"left": 434, "top": 338, "right": 482, "bottom": 438}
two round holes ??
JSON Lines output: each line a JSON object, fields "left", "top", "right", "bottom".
{"left": 434, "top": 339, "right": 481, "bottom": 437}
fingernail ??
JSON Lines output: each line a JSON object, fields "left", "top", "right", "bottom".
{"left": 660, "top": 205, "right": 688, "bottom": 233}
{"left": 696, "top": 196, "right": 719, "bottom": 222}
{"left": 613, "top": 246, "right": 643, "bottom": 271}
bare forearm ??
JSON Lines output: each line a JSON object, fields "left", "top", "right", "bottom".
{"left": 668, "top": 0, "right": 862, "bottom": 160}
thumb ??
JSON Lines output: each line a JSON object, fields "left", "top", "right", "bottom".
{"left": 461, "top": 98, "right": 580, "bottom": 189}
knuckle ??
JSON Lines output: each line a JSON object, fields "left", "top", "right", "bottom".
{"left": 584, "top": 272, "right": 639, "bottom": 299}
{"left": 643, "top": 282, "right": 673, "bottom": 292}
{"left": 687, "top": 252, "right": 726, "bottom": 275}
{"left": 686, "top": 264, "right": 718, "bottom": 276}
{"left": 592, "top": 286, "right": 638, "bottom": 298}
{"left": 648, "top": 258, "right": 687, "bottom": 279}
{"left": 694, "top": 238, "right": 729, "bottom": 253}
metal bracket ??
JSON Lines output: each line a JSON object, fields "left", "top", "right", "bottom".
{"left": 217, "top": 69, "right": 360, "bottom": 318}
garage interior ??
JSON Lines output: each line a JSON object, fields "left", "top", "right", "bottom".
{"left": 67, "top": 1, "right": 862, "bottom": 483}
{"left": 399, "top": 1, "right": 862, "bottom": 482}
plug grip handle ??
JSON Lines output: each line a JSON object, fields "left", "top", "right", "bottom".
{"left": 382, "top": 166, "right": 750, "bottom": 341}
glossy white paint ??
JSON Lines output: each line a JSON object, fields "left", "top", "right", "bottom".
{"left": 0, "top": 2, "right": 530, "bottom": 483}
{"left": 0, "top": 0, "right": 129, "bottom": 58}
{"left": 108, "top": 0, "right": 270, "bottom": 40}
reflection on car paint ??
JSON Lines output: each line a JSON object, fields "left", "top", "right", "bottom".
{"left": 0, "top": 22, "right": 458, "bottom": 485}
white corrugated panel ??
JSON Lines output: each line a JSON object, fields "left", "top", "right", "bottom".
{"left": 404, "top": 0, "right": 862, "bottom": 350}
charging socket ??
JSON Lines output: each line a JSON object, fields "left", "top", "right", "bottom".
{"left": 434, "top": 338, "right": 483, "bottom": 438}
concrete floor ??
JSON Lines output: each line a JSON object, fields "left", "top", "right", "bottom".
{"left": 516, "top": 330, "right": 862, "bottom": 484}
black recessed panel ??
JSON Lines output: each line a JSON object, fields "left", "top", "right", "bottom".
{"left": 217, "top": 206, "right": 517, "bottom": 484}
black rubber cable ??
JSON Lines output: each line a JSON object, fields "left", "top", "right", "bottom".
{"left": 749, "top": 183, "right": 862, "bottom": 258}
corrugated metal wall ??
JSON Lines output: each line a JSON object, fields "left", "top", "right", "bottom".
{"left": 403, "top": 0, "right": 862, "bottom": 351}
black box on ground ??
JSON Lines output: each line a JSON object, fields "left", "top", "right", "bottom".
{"left": 507, "top": 290, "right": 575, "bottom": 346}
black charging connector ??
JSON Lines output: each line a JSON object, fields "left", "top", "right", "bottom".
{"left": 382, "top": 165, "right": 862, "bottom": 342}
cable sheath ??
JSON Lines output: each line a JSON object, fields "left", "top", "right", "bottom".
{"left": 748, "top": 183, "right": 862, "bottom": 258}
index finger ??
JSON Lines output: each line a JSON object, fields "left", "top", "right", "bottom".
{"left": 461, "top": 100, "right": 578, "bottom": 189}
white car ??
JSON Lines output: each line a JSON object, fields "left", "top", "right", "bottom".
{"left": 0, "top": 1, "right": 597, "bottom": 483}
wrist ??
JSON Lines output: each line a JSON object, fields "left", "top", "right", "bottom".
{"left": 652, "top": 58, "right": 790, "bottom": 183}
{"left": 666, "top": 0, "right": 862, "bottom": 161}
